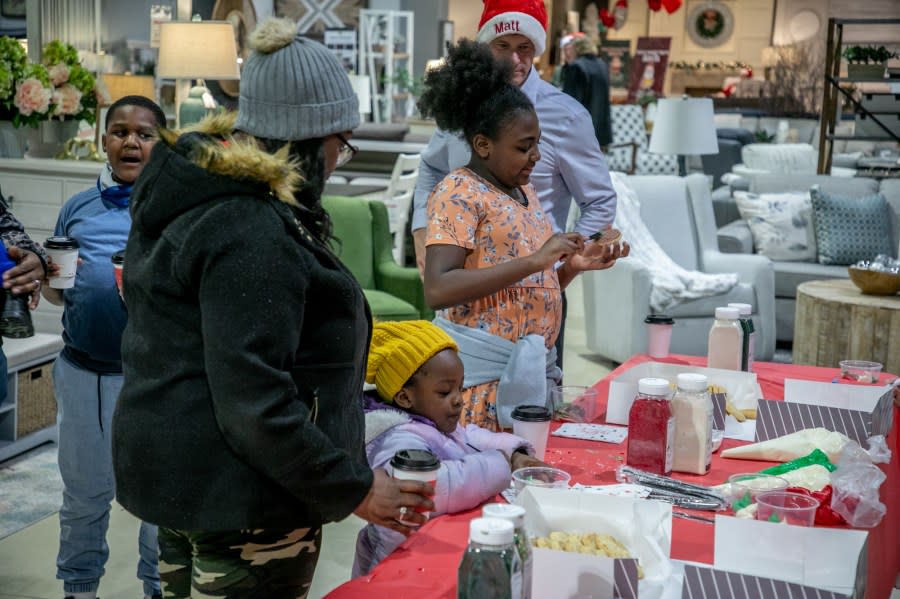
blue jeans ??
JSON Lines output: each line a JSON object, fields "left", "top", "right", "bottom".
{"left": 54, "top": 353, "right": 160, "bottom": 596}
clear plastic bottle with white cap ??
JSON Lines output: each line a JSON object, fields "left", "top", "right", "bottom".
{"left": 483, "top": 503, "right": 531, "bottom": 599}
{"left": 458, "top": 517, "right": 522, "bottom": 599}
{"left": 626, "top": 377, "right": 675, "bottom": 475}
{"left": 727, "top": 302, "right": 755, "bottom": 372}
{"left": 671, "top": 373, "right": 713, "bottom": 474}
{"left": 707, "top": 307, "right": 743, "bottom": 371}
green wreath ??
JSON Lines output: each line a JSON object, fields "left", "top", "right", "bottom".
{"left": 695, "top": 11, "right": 725, "bottom": 40}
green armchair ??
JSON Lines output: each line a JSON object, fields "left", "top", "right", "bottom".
{"left": 322, "top": 195, "right": 430, "bottom": 321}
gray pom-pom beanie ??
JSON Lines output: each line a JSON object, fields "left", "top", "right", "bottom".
{"left": 235, "top": 18, "right": 360, "bottom": 141}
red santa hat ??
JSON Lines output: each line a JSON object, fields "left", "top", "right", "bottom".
{"left": 476, "top": 0, "right": 548, "bottom": 56}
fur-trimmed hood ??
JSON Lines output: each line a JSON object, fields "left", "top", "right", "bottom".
{"left": 131, "top": 111, "right": 304, "bottom": 236}
{"left": 365, "top": 407, "right": 411, "bottom": 444}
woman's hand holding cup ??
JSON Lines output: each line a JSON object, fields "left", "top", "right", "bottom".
{"left": 353, "top": 468, "right": 435, "bottom": 535}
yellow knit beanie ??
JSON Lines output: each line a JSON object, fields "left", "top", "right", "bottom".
{"left": 366, "top": 320, "right": 459, "bottom": 402}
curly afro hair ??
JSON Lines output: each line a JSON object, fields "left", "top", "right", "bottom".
{"left": 417, "top": 39, "right": 534, "bottom": 144}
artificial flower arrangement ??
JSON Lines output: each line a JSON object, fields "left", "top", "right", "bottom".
{"left": 0, "top": 37, "right": 104, "bottom": 128}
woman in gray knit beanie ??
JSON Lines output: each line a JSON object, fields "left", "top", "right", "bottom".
{"left": 113, "top": 17, "right": 435, "bottom": 598}
{"left": 234, "top": 17, "right": 362, "bottom": 242}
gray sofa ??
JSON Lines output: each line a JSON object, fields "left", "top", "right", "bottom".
{"left": 715, "top": 174, "right": 900, "bottom": 342}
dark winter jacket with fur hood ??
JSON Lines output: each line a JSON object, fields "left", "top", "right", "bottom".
{"left": 112, "top": 113, "right": 374, "bottom": 531}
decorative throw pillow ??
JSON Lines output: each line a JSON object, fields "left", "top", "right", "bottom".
{"left": 734, "top": 191, "right": 816, "bottom": 261}
{"left": 809, "top": 187, "right": 894, "bottom": 265}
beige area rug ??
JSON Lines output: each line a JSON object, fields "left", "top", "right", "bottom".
{"left": 0, "top": 442, "right": 61, "bottom": 539}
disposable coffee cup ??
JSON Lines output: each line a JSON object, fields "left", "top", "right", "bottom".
{"left": 111, "top": 250, "right": 125, "bottom": 298}
{"left": 390, "top": 449, "right": 440, "bottom": 522}
{"left": 44, "top": 236, "right": 79, "bottom": 289}
{"left": 511, "top": 405, "right": 552, "bottom": 461}
{"left": 645, "top": 314, "right": 675, "bottom": 358}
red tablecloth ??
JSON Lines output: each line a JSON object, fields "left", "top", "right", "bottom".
{"left": 327, "top": 355, "right": 900, "bottom": 599}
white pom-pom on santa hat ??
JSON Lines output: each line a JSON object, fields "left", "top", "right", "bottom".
{"left": 476, "top": 0, "right": 548, "bottom": 56}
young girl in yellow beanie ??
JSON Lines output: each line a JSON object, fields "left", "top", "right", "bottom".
{"left": 352, "top": 320, "right": 548, "bottom": 576}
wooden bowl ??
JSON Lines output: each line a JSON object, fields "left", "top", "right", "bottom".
{"left": 848, "top": 267, "right": 900, "bottom": 295}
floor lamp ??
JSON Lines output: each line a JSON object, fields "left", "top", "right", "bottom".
{"left": 648, "top": 96, "right": 719, "bottom": 177}
{"left": 156, "top": 20, "right": 240, "bottom": 128}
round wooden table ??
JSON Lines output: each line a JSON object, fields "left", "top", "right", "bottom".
{"left": 793, "top": 278, "right": 900, "bottom": 374}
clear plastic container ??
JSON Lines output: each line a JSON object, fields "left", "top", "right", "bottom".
{"left": 756, "top": 490, "right": 820, "bottom": 526}
{"left": 549, "top": 385, "right": 599, "bottom": 422}
{"left": 511, "top": 467, "right": 571, "bottom": 493}
{"left": 839, "top": 360, "right": 882, "bottom": 384}
{"left": 728, "top": 473, "right": 789, "bottom": 509}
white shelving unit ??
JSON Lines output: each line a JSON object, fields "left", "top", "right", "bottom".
{"left": 0, "top": 334, "right": 64, "bottom": 463}
{"left": 358, "top": 9, "right": 414, "bottom": 124}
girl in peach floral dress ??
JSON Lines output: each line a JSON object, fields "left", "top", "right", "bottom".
{"left": 418, "top": 40, "right": 627, "bottom": 431}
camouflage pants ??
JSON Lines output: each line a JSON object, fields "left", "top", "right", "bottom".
{"left": 157, "top": 526, "right": 321, "bottom": 598}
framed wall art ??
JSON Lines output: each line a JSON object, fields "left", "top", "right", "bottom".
{"left": 2, "top": 0, "right": 26, "bottom": 18}
{"left": 276, "top": 0, "right": 363, "bottom": 35}
{"left": 686, "top": 2, "right": 734, "bottom": 49}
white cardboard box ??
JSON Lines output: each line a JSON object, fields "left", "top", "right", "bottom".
{"left": 753, "top": 380, "right": 894, "bottom": 444}
{"left": 713, "top": 515, "right": 868, "bottom": 598}
{"left": 606, "top": 361, "right": 761, "bottom": 433}
{"left": 515, "top": 486, "right": 673, "bottom": 599}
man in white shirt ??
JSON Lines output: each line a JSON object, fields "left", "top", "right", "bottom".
{"left": 412, "top": 0, "right": 620, "bottom": 368}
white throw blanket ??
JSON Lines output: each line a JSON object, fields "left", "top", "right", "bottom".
{"left": 611, "top": 172, "right": 738, "bottom": 311}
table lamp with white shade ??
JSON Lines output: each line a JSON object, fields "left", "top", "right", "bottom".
{"left": 648, "top": 96, "right": 719, "bottom": 177}
{"left": 156, "top": 20, "right": 241, "bottom": 127}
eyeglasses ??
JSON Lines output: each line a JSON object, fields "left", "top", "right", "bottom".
{"left": 335, "top": 133, "right": 358, "bottom": 168}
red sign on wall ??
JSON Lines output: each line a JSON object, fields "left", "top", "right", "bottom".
{"left": 627, "top": 37, "right": 671, "bottom": 103}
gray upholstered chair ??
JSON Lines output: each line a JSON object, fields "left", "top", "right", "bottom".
{"left": 581, "top": 174, "right": 776, "bottom": 364}
{"left": 608, "top": 104, "right": 679, "bottom": 175}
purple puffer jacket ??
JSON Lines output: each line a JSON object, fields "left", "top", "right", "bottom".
{"left": 351, "top": 395, "right": 533, "bottom": 577}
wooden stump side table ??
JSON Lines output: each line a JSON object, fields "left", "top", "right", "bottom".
{"left": 793, "top": 278, "right": 900, "bottom": 374}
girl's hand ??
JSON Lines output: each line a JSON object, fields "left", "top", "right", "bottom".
{"left": 510, "top": 451, "right": 550, "bottom": 471}
{"left": 533, "top": 233, "right": 583, "bottom": 270}
{"left": 567, "top": 239, "right": 630, "bottom": 272}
